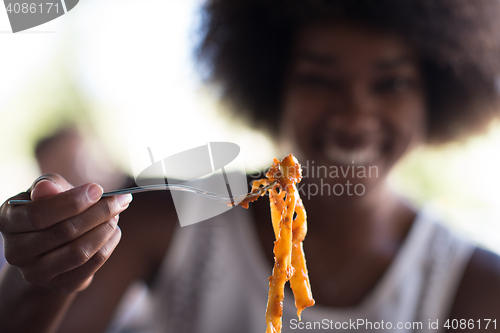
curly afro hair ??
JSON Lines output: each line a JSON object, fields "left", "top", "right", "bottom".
{"left": 197, "top": 0, "right": 500, "bottom": 144}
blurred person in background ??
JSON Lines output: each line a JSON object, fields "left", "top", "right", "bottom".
{"left": 1, "top": 1, "right": 500, "bottom": 332}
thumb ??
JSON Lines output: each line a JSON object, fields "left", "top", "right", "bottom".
{"left": 31, "top": 179, "right": 64, "bottom": 201}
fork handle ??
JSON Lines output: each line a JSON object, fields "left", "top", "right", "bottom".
{"left": 7, "top": 184, "right": 224, "bottom": 206}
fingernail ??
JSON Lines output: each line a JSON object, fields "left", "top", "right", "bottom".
{"left": 87, "top": 184, "right": 103, "bottom": 201}
{"left": 34, "top": 179, "right": 54, "bottom": 189}
{"left": 33, "top": 177, "right": 63, "bottom": 191}
{"left": 117, "top": 194, "right": 133, "bottom": 207}
{"left": 30, "top": 179, "right": 57, "bottom": 200}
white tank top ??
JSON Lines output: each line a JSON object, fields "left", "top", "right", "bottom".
{"left": 107, "top": 202, "right": 475, "bottom": 333}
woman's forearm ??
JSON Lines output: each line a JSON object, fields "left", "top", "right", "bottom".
{"left": 0, "top": 264, "right": 77, "bottom": 333}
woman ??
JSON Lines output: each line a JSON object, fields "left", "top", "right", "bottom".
{"left": 1, "top": 1, "right": 500, "bottom": 332}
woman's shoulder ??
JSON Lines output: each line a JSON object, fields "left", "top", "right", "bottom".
{"left": 394, "top": 206, "right": 499, "bottom": 327}
{"left": 448, "top": 247, "right": 500, "bottom": 326}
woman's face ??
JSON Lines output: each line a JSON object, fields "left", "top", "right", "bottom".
{"left": 280, "top": 22, "right": 426, "bottom": 194}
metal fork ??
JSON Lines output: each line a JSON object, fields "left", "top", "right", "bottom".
{"left": 7, "top": 181, "right": 277, "bottom": 206}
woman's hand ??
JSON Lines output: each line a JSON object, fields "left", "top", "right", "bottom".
{"left": 0, "top": 174, "right": 132, "bottom": 294}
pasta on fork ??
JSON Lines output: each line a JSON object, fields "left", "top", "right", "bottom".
{"left": 240, "top": 154, "right": 315, "bottom": 333}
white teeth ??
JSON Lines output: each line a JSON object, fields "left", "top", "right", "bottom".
{"left": 325, "top": 144, "right": 379, "bottom": 165}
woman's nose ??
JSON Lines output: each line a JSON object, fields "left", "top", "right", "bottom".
{"left": 327, "top": 85, "right": 378, "bottom": 134}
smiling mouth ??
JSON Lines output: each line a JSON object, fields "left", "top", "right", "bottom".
{"left": 324, "top": 142, "right": 381, "bottom": 165}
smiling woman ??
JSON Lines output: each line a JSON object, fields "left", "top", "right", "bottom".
{"left": 194, "top": 0, "right": 500, "bottom": 331}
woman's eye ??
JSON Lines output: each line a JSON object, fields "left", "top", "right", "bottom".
{"left": 373, "top": 77, "right": 414, "bottom": 93}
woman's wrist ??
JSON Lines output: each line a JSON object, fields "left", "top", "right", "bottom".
{"left": 0, "top": 263, "right": 77, "bottom": 332}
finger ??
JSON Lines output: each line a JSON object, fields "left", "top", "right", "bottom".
{"left": 48, "top": 227, "right": 122, "bottom": 294}
{"left": 30, "top": 179, "right": 64, "bottom": 201}
{"left": 1, "top": 174, "right": 72, "bottom": 206}
{"left": 2, "top": 183, "right": 104, "bottom": 233}
{"left": 0, "top": 179, "right": 65, "bottom": 232}
{"left": 25, "top": 194, "right": 130, "bottom": 256}
{"left": 33, "top": 215, "right": 120, "bottom": 280}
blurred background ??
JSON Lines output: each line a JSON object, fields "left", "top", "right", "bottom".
{"left": 0, "top": 0, "right": 499, "bottom": 256}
